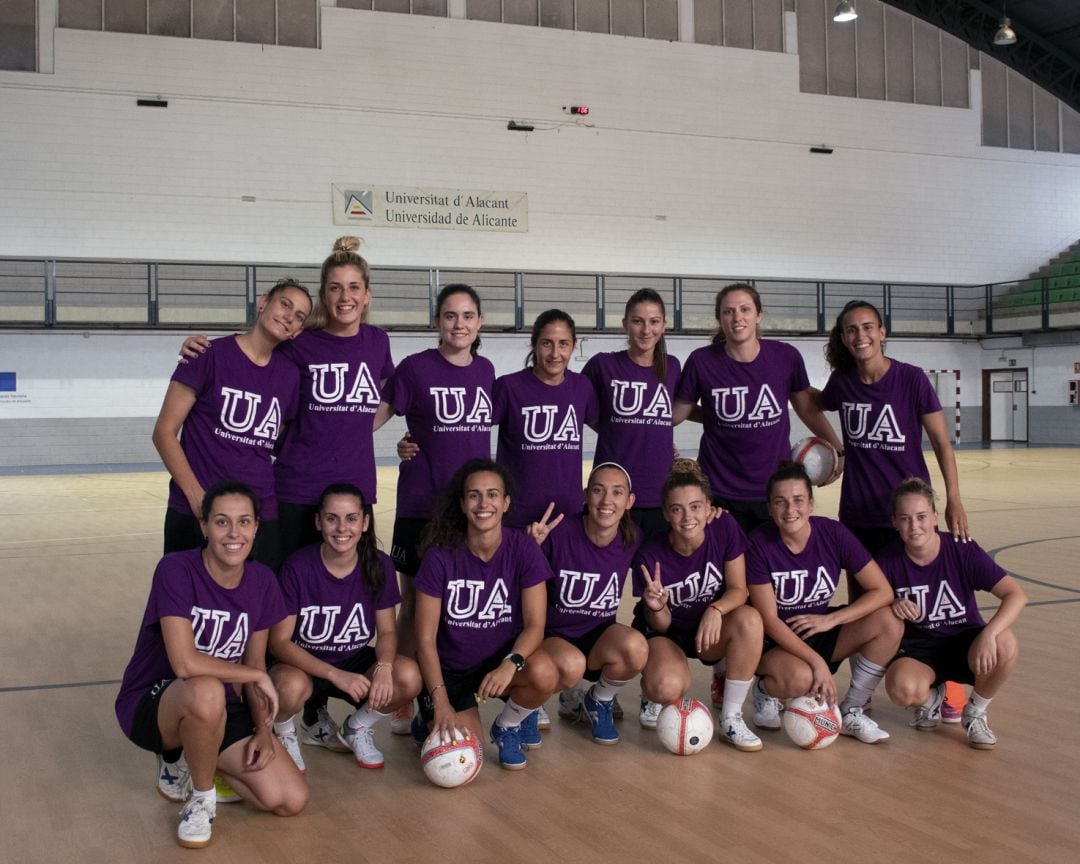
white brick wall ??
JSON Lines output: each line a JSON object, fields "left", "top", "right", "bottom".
{"left": 1, "top": 11, "right": 1079, "bottom": 283}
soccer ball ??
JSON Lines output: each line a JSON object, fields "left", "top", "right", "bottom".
{"left": 782, "top": 696, "right": 842, "bottom": 750}
{"left": 791, "top": 437, "right": 840, "bottom": 486}
{"left": 420, "top": 727, "right": 483, "bottom": 787}
{"left": 656, "top": 698, "right": 714, "bottom": 755}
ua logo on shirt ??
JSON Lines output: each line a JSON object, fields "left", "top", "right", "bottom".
{"left": 521, "top": 405, "right": 580, "bottom": 443}
{"left": 430, "top": 387, "right": 493, "bottom": 426}
{"left": 219, "top": 388, "right": 283, "bottom": 439}
{"left": 191, "top": 607, "right": 249, "bottom": 659}
{"left": 841, "top": 402, "right": 906, "bottom": 444}
{"left": 297, "top": 603, "right": 372, "bottom": 645}
{"left": 667, "top": 561, "right": 725, "bottom": 607}
{"left": 446, "top": 578, "right": 512, "bottom": 620}
{"left": 771, "top": 567, "right": 837, "bottom": 607}
{"left": 710, "top": 385, "right": 782, "bottom": 423}
{"left": 895, "top": 583, "right": 967, "bottom": 625}
{"left": 557, "top": 570, "right": 621, "bottom": 612}
{"left": 608, "top": 380, "right": 671, "bottom": 419}
{"left": 308, "top": 363, "right": 380, "bottom": 406}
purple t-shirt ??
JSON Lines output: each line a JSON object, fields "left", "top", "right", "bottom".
{"left": 414, "top": 528, "right": 552, "bottom": 670}
{"left": 583, "top": 350, "right": 681, "bottom": 509}
{"left": 493, "top": 368, "right": 600, "bottom": 528}
{"left": 542, "top": 514, "right": 639, "bottom": 639}
{"left": 383, "top": 348, "right": 495, "bottom": 519}
{"left": 632, "top": 515, "right": 747, "bottom": 631}
{"left": 115, "top": 548, "right": 287, "bottom": 738}
{"left": 877, "top": 533, "right": 1004, "bottom": 636}
{"left": 746, "top": 517, "right": 872, "bottom": 620}
{"left": 167, "top": 335, "right": 299, "bottom": 520}
{"left": 274, "top": 326, "right": 394, "bottom": 506}
{"left": 676, "top": 340, "right": 810, "bottom": 503}
{"left": 821, "top": 360, "right": 942, "bottom": 529}
{"left": 277, "top": 543, "right": 401, "bottom": 664}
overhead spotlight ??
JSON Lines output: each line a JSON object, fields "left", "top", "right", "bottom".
{"left": 833, "top": 1, "right": 857, "bottom": 23}
{"left": 993, "top": 17, "right": 1017, "bottom": 46}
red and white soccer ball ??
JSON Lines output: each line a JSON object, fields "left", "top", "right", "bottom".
{"left": 790, "top": 436, "right": 839, "bottom": 486}
{"left": 656, "top": 698, "right": 714, "bottom": 756}
{"left": 421, "top": 728, "right": 483, "bottom": 788}
{"left": 782, "top": 696, "right": 842, "bottom": 750}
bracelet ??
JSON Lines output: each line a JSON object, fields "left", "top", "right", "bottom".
{"left": 430, "top": 683, "right": 446, "bottom": 696}
{"left": 707, "top": 604, "right": 723, "bottom": 615}
{"left": 373, "top": 661, "right": 392, "bottom": 672}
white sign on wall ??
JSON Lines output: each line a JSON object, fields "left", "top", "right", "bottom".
{"left": 332, "top": 184, "right": 528, "bottom": 233}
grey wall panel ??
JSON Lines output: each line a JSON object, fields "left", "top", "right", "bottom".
{"left": 981, "top": 54, "right": 1008, "bottom": 147}
{"left": 149, "top": 0, "right": 192, "bottom": 38}
{"left": 695, "top": 0, "right": 722, "bottom": 45}
{"left": 193, "top": 0, "right": 235, "bottom": 40}
{"left": 612, "top": 0, "right": 645, "bottom": 36}
{"left": 754, "top": 0, "right": 783, "bottom": 52}
{"left": 883, "top": 5, "right": 913, "bottom": 103}
{"left": 1007, "top": 68, "right": 1035, "bottom": 151}
{"left": 505, "top": 0, "right": 539, "bottom": 25}
{"left": 60, "top": 0, "right": 103, "bottom": 30}
{"left": 1063, "top": 104, "right": 1080, "bottom": 154}
{"left": 106, "top": 0, "right": 149, "bottom": 34}
{"left": 826, "top": 15, "right": 856, "bottom": 97}
{"left": 1035, "top": 86, "right": 1060, "bottom": 152}
{"left": 541, "top": 0, "right": 574, "bottom": 29}
{"left": 237, "top": 0, "right": 276, "bottom": 43}
{"left": 912, "top": 17, "right": 941, "bottom": 106}
{"left": 645, "top": 0, "right": 678, "bottom": 41}
{"left": 855, "top": 0, "right": 885, "bottom": 100}
{"left": 724, "top": 0, "right": 755, "bottom": 50}
{"left": 279, "top": 0, "right": 319, "bottom": 47}
{"left": 797, "top": 0, "right": 826, "bottom": 95}
{"left": 577, "top": 0, "right": 610, "bottom": 33}
{"left": 941, "top": 32, "right": 968, "bottom": 109}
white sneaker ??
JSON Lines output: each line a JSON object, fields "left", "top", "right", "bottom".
{"left": 719, "top": 712, "right": 763, "bottom": 752}
{"left": 177, "top": 795, "right": 215, "bottom": 849}
{"left": 558, "top": 687, "right": 584, "bottom": 720}
{"left": 301, "top": 707, "right": 351, "bottom": 752}
{"left": 338, "top": 722, "right": 385, "bottom": 769}
{"left": 752, "top": 681, "right": 783, "bottom": 730}
{"left": 536, "top": 705, "right": 552, "bottom": 730}
{"left": 390, "top": 703, "right": 414, "bottom": 736}
{"left": 274, "top": 724, "right": 306, "bottom": 773}
{"left": 912, "top": 683, "right": 945, "bottom": 730}
{"left": 962, "top": 705, "right": 997, "bottom": 750}
{"left": 840, "top": 707, "right": 890, "bottom": 744}
{"left": 156, "top": 753, "right": 191, "bottom": 803}
{"left": 639, "top": 699, "right": 662, "bottom": 730}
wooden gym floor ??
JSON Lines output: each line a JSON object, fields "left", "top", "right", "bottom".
{"left": 1, "top": 448, "right": 1077, "bottom": 863}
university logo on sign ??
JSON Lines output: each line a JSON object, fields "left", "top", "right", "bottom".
{"left": 342, "top": 190, "right": 373, "bottom": 221}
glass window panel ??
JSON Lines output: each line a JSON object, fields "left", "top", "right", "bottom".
{"left": 59, "top": 0, "right": 103, "bottom": 30}
{"left": 980, "top": 54, "right": 1008, "bottom": 148}
{"left": 577, "top": 0, "right": 609, "bottom": 33}
{"left": 193, "top": 0, "right": 234, "bottom": 40}
{"left": 940, "top": 32, "right": 968, "bottom": 108}
{"left": 278, "top": 0, "right": 318, "bottom": 47}
{"left": 467, "top": 0, "right": 502, "bottom": 20}
{"left": 1006, "top": 68, "right": 1034, "bottom": 150}
{"left": 1034, "top": 86, "right": 1060, "bottom": 152}
{"left": 883, "top": 5, "right": 913, "bottom": 103}
{"left": 723, "top": 0, "right": 753, "bottom": 50}
{"left": 504, "top": 0, "right": 538, "bottom": 25}
{"left": 796, "top": 0, "right": 826, "bottom": 95}
{"left": 105, "top": 0, "right": 148, "bottom": 34}
{"left": 825, "top": 14, "right": 856, "bottom": 97}
{"left": 645, "top": 0, "right": 677, "bottom": 41}
{"left": 540, "top": 0, "right": 573, "bottom": 30}
{"left": 237, "top": 0, "right": 276, "bottom": 43}
{"left": 0, "top": 0, "right": 35, "bottom": 71}
{"left": 149, "top": 0, "right": 192, "bottom": 38}
{"left": 754, "top": 0, "right": 783, "bottom": 52}
{"left": 413, "top": 0, "right": 448, "bottom": 16}
{"left": 611, "top": 0, "right": 643, "bottom": 37}
{"left": 912, "top": 17, "right": 941, "bottom": 106}
{"left": 694, "top": 0, "right": 722, "bottom": 46}
{"left": 854, "top": 0, "right": 884, "bottom": 100}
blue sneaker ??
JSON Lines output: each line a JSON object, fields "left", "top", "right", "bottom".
{"left": 519, "top": 709, "right": 542, "bottom": 750}
{"left": 581, "top": 687, "right": 619, "bottom": 745}
{"left": 489, "top": 720, "right": 528, "bottom": 770}
{"left": 410, "top": 713, "right": 430, "bottom": 748}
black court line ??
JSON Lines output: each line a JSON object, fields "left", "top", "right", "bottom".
{"left": 0, "top": 678, "right": 120, "bottom": 693}
{"left": 987, "top": 535, "right": 1080, "bottom": 595}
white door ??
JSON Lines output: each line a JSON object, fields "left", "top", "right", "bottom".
{"left": 988, "top": 370, "right": 1028, "bottom": 441}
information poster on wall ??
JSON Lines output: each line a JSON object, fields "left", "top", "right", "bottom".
{"left": 332, "top": 184, "right": 528, "bottom": 233}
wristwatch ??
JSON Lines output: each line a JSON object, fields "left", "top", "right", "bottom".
{"left": 504, "top": 652, "right": 526, "bottom": 672}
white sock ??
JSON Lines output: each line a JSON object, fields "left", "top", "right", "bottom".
{"left": 591, "top": 675, "right": 629, "bottom": 702}
{"left": 190, "top": 786, "right": 215, "bottom": 805}
{"left": 721, "top": 677, "right": 753, "bottom": 719}
{"left": 272, "top": 718, "right": 295, "bottom": 735}
{"left": 968, "top": 691, "right": 992, "bottom": 713}
{"left": 348, "top": 705, "right": 389, "bottom": 730}
{"left": 840, "top": 653, "right": 887, "bottom": 713}
{"left": 495, "top": 698, "right": 532, "bottom": 729}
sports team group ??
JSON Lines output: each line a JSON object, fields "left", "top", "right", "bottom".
{"left": 114, "top": 237, "right": 1026, "bottom": 848}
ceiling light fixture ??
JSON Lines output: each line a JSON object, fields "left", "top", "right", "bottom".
{"left": 993, "top": 17, "right": 1017, "bottom": 47}
{"left": 833, "top": 1, "right": 857, "bottom": 23}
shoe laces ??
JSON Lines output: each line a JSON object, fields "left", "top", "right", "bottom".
{"left": 181, "top": 796, "right": 214, "bottom": 826}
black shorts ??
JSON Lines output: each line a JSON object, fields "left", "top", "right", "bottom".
{"left": 763, "top": 622, "right": 844, "bottom": 674}
{"left": 713, "top": 497, "right": 770, "bottom": 535}
{"left": 631, "top": 604, "right": 720, "bottom": 666}
{"left": 629, "top": 507, "right": 668, "bottom": 539}
{"left": 163, "top": 508, "right": 282, "bottom": 573}
{"left": 546, "top": 620, "right": 617, "bottom": 682}
{"left": 894, "top": 625, "right": 980, "bottom": 686}
{"left": 128, "top": 678, "right": 256, "bottom": 755}
{"left": 277, "top": 501, "right": 321, "bottom": 564}
{"left": 306, "top": 646, "right": 378, "bottom": 709}
{"left": 391, "top": 517, "right": 430, "bottom": 578}
{"left": 418, "top": 639, "right": 516, "bottom": 721}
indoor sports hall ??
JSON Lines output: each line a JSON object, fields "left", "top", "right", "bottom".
{"left": 2, "top": 2, "right": 1079, "bottom": 862}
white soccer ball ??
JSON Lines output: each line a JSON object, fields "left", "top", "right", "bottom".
{"left": 656, "top": 698, "right": 714, "bottom": 755}
{"left": 791, "top": 436, "right": 840, "bottom": 486}
{"left": 782, "top": 696, "right": 842, "bottom": 750}
{"left": 420, "top": 727, "right": 483, "bottom": 788}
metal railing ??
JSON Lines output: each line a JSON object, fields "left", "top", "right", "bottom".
{"left": 1, "top": 257, "right": 1078, "bottom": 336}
